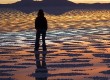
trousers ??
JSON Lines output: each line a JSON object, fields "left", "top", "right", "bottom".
{"left": 35, "top": 30, "right": 47, "bottom": 51}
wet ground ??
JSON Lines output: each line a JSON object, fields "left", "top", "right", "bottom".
{"left": 0, "top": 27, "right": 110, "bottom": 80}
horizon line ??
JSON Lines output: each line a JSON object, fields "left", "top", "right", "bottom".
{"left": 0, "top": 0, "right": 110, "bottom": 5}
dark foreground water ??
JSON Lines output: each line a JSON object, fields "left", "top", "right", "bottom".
{"left": 0, "top": 28, "right": 110, "bottom": 80}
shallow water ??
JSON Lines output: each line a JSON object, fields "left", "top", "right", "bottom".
{"left": 1, "top": 9, "right": 110, "bottom": 32}
{"left": 0, "top": 9, "right": 110, "bottom": 80}
{"left": 0, "top": 27, "right": 110, "bottom": 80}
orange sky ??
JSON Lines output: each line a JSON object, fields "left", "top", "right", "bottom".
{"left": 0, "top": 0, "right": 110, "bottom": 4}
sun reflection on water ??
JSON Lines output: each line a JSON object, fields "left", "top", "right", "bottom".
{"left": 0, "top": 9, "right": 110, "bottom": 80}
{"left": 0, "top": 9, "right": 110, "bottom": 32}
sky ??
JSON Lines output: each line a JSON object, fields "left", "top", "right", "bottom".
{"left": 0, "top": 0, "right": 110, "bottom": 4}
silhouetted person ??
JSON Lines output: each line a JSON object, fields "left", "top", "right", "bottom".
{"left": 35, "top": 9, "right": 48, "bottom": 51}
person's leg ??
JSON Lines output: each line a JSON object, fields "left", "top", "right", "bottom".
{"left": 35, "top": 54, "right": 41, "bottom": 68}
{"left": 42, "top": 53, "right": 46, "bottom": 61}
{"left": 42, "top": 30, "right": 47, "bottom": 51}
{"left": 42, "top": 53, "right": 46, "bottom": 68}
{"left": 35, "top": 31, "right": 40, "bottom": 51}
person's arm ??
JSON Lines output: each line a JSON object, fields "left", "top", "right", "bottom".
{"left": 45, "top": 18, "right": 48, "bottom": 30}
{"left": 35, "top": 18, "right": 38, "bottom": 30}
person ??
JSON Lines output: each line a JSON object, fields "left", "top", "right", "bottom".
{"left": 35, "top": 9, "right": 48, "bottom": 51}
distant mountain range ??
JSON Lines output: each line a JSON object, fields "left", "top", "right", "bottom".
{"left": 0, "top": 0, "right": 110, "bottom": 15}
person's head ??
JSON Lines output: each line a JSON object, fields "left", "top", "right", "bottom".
{"left": 38, "top": 9, "right": 44, "bottom": 17}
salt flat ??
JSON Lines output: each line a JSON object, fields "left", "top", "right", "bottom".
{"left": 0, "top": 9, "right": 110, "bottom": 80}
{"left": 0, "top": 28, "right": 110, "bottom": 80}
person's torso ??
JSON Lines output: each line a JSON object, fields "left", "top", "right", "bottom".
{"left": 36, "top": 17, "right": 47, "bottom": 30}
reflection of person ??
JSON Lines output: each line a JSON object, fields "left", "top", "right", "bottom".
{"left": 35, "top": 9, "right": 48, "bottom": 51}
{"left": 35, "top": 68, "right": 48, "bottom": 80}
{"left": 35, "top": 51, "right": 47, "bottom": 68}
{"left": 35, "top": 66, "right": 48, "bottom": 80}
{"left": 35, "top": 51, "right": 48, "bottom": 80}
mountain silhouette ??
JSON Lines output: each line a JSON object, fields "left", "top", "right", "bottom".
{"left": 0, "top": 0, "right": 110, "bottom": 15}
{"left": 14, "top": 0, "right": 74, "bottom": 6}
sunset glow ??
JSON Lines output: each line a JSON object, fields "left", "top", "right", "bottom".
{"left": 69, "top": 0, "right": 110, "bottom": 3}
{"left": 0, "top": 0, "right": 110, "bottom": 4}
{"left": 0, "top": 0, "right": 110, "bottom": 79}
